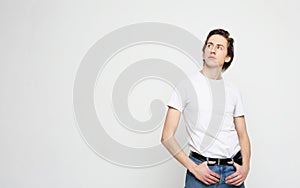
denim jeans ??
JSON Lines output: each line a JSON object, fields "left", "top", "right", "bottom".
{"left": 185, "top": 154, "right": 245, "bottom": 188}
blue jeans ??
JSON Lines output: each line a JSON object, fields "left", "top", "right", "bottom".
{"left": 185, "top": 154, "right": 245, "bottom": 188}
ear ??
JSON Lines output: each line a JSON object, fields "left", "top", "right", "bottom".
{"left": 225, "top": 56, "right": 231, "bottom": 63}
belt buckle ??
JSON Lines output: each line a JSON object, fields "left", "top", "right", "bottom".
{"left": 217, "top": 159, "right": 221, "bottom": 165}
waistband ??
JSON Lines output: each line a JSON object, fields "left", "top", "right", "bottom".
{"left": 190, "top": 151, "right": 242, "bottom": 166}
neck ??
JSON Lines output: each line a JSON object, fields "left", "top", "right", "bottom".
{"left": 200, "top": 66, "right": 223, "bottom": 80}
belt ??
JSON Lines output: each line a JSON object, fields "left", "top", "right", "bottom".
{"left": 190, "top": 151, "right": 243, "bottom": 166}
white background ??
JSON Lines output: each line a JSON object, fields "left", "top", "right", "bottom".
{"left": 1, "top": 0, "right": 300, "bottom": 187}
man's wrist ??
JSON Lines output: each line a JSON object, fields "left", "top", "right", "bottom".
{"left": 241, "top": 163, "right": 250, "bottom": 172}
{"left": 187, "top": 161, "right": 198, "bottom": 174}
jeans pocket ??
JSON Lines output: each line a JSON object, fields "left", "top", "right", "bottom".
{"left": 225, "top": 165, "right": 236, "bottom": 178}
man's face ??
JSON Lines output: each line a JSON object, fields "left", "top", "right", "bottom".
{"left": 202, "top": 34, "right": 231, "bottom": 69}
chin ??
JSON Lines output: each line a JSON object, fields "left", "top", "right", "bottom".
{"left": 205, "top": 60, "right": 218, "bottom": 67}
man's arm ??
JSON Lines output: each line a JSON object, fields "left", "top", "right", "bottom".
{"left": 161, "top": 107, "right": 220, "bottom": 185}
{"left": 226, "top": 116, "right": 251, "bottom": 186}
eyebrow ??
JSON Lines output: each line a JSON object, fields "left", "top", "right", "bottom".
{"left": 207, "top": 42, "right": 225, "bottom": 47}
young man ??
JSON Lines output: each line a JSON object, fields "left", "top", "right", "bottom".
{"left": 161, "top": 29, "right": 251, "bottom": 187}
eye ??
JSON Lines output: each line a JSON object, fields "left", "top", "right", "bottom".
{"left": 217, "top": 45, "right": 224, "bottom": 50}
{"left": 207, "top": 44, "right": 212, "bottom": 49}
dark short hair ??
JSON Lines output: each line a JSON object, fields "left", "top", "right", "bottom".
{"left": 202, "top": 29, "right": 234, "bottom": 72}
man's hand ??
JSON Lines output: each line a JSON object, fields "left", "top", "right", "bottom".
{"left": 191, "top": 162, "right": 220, "bottom": 185}
{"left": 225, "top": 163, "right": 249, "bottom": 186}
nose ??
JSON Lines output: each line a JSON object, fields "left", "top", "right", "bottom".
{"left": 210, "top": 46, "right": 216, "bottom": 54}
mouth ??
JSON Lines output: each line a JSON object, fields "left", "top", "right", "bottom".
{"left": 208, "top": 56, "right": 216, "bottom": 59}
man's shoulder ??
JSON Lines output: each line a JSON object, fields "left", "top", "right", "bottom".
{"left": 224, "top": 79, "right": 242, "bottom": 96}
{"left": 175, "top": 72, "right": 201, "bottom": 85}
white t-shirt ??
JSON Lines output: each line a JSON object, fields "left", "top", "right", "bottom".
{"left": 166, "top": 71, "right": 245, "bottom": 158}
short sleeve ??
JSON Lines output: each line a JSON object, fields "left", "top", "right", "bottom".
{"left": 166, "top": 80, "right": 189, "bottom": 113}
{"left": 233, "top": 89, "right": 246, "bottom": 117}
{"left": 166, "top": 89, "right": 184, "bottom": 112}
